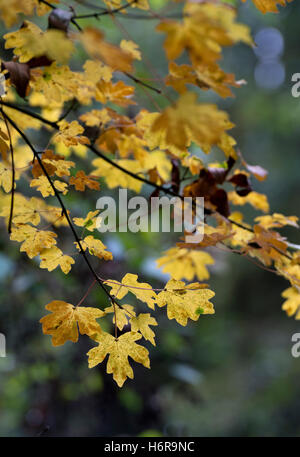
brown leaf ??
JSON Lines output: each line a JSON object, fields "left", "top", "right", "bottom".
{"left": 1, "top": 61, "right": 30, "bottom": 98}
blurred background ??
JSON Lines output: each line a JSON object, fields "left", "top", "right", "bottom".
{"left": 0, "top": 0, "right": 300, "bottom": 437}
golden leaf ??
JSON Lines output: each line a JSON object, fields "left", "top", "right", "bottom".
{"left": 105, "top": 273, "right": 157, "bottom": 310}
{"left": 130, "top": 313, "right": 158, "bottom": 346}
{"left": 10, "top": 224, "right": 57, "bottom": 259}
{"left": 87, "top": 331, "right": 150, "bottom": 387}
{"left": 40, "top": 300, "right": 104, "bottom": 346}
{"left": 157, "top": 247, "right": 214, "bottom": 281}
{"left": 75, "top": 235, "right": 113, "bottom": 261}
{"left": 157, "top": 279, "right": 215, "bottom": 326}
{"left": 40, "top": 246, "right": 75, "bottom": 274}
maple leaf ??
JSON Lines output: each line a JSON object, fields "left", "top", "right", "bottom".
{"left": 228, "top": 191, "right": 270, "bottom": 213}
{"left": 10, "top": 224, "right": 57, "bottom": 259}
{"left": 43, "top": 156, "right": 75, "bottom": 178}
{"left": 4, "top": 21, "right": 74, "bottom": 64}
{"left": 246, "top": 225, "right": 288, "bottom": 266}
{"left": 157, "top": 279, "right": 215, "bottom": 326}
{"left": 81, "top": 28, "right": 133, "bottom": 73}
{"left": 40, "top": 247, "right": 75, "bottom": 274}
{"left": 0, "top": 161, "right": 13, "bottom": 192}
{"left": 281, "top": 287, "right": 300, "bottom": 319}
{"left": 104, "top": 304, "right": 136, "bottom": 331}
{"left": 30, "top": 175, "right": 68, "bottom": 197}
{"left": 157, "top": 247, "right": 214, "bottom": 281}
{"left": 0, "top": 194, "right": 45, "bottom": 226}
{"left": 276, "top": 254, "right": 300, "bottom": 288}
{"left": 150, "top": 92, "right": 232, "bottom": 150}
{"left": 31, "top": 150, "right": 62, "bottom": 178}
{"left": 73, "top": 210, "right": 100, "bottom": 232}
{"left": 54, "top": 121, "right": 90, "bottom": 147}
{"left": 224, "top": 212, "right": 253, "bottom": 247}
{"left": 69, "top": 171, "right": 100, "bottom": 192}
{"left": 40, "top": 300, "right": 104, "bottom": 346}
{"left": 157, "top": 3, "right": 252, "bottom": 63}
{"left": 0, "top": 0, "right": 59, "bottom": 27}
{"left": 83, "top": 60, "right": 112, "bottom": 84}
{"left": 255, "top": 213, "right": 299, "bottom": 230}
{"left": 242, "top": 0, "right": 293, "bottom": 13}
{"left": 31, "top": 63, "right": 80, "bottom": 103}
{"left": 166, "top": 61, "right": 242, "bottom": 98}
{"left": 95, "top": 80, "right": 135, "bottom": 107}
{"left": 130, "top": 313, "right": 158, "bottom": 346}
{"left": 75, "top": 235, "right": 113, "bottom": 261}
{"left": 105, "top": 273, "right": 157, "bottom": 310}
{"left": 92, "top": 157, "right": 144, "bottom": 193}
{"left": 87, "top": 331, "right": 150, "bottom": 387}
{"left": 120, "top": 40, "right": 141, "bottom": 61}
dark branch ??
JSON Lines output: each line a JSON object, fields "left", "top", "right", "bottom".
{"left": 0, "top": 108, "right": 123, "bottom": 308}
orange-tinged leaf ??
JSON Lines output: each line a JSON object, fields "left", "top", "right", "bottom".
{"left": 69, "top": 171, "right": 100, "bottom": 191}
{"left": 242, "top": 0, "right": 293, "bottom": 13}
{"left": 40, "top": 300, "right": 104, "bottom": 346}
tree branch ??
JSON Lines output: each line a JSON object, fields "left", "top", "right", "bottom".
{"left": 0, "top": 108, "right": 123, "bottom": 309}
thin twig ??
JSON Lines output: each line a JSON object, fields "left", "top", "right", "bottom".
{"left": 1, "top": 108, "right": 15, "bottom": 233}
{"left": 0, "top": 108, "right": 123, "bottom": 310}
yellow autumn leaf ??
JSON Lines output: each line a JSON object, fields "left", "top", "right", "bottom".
{"left": 75, "top": 235, "right": 113, "bottom": 261}
{"left": 157, "top": 2, "right": 252, "bottom": 63}
{"left": 157, "top": 279, "right": 215, "bottom": 326}
{"left": 40, "top": 300, "right": 104, "bottom": 346}
{"left": 4, "top": 21, "right": 74, "bottom": 63}
{"left": 43, "top": 157, "right": 75, "bottom": 178}
{"left": 31, "top": 63, "right": 80, "bottom": 104}
{"left": 105, "top": 273, "right": 157, "bottom": 310}
{"left": 95, "top": 80, "right": 135, "bottom": 107}
{"left": 228, "top": 191, "right": 270, "bottom": 213}
{"left": 92, "top": 157, "right": 144, "bottom": 193}
{"left": 104, "top": 304, "right": 136, "bottom": 331}
{"left": 0, "top": 161, "right": 13, "bottom": 192}
{"left": 87, "top": 331, "right": 150, "bottom": 387}
{"left": 281, "top": 287, "right": 300, "bottom": 319}
{"left": 150, "top": 92, "right": 232, "bottom": 150}
{"left": 53, "top": 121, "right": 90, "bottom": 147}
{"left": 81, "top": 28, "right": 133, "bottom": 73}
{"left": 255, "top": 213, "right": 299, "bottom": 229}
{"left": 40, "top": 246, "right": 75, "bottom": 274}
{"left": 83, "top": 60, "right": 112, "bottom": 83}
{"left": 73, "top": 210, "right": 100, "bottom": 232}
{"left": 242, "top": 0, "right": 293, "bottom": 13}
{"left": 30, "top": 176, "right": 68, "bottom": 197}
{"left": 10, "top": 224, "right": 57, "bottom": 259}
{"left": 157, "top": 247, "right": 214, "bottom": 281}
{"left": 130, "top": 313, "right": 158, "bottom": 346}
{"left": 120, "top": 40, "right": 141, "bottom": 61}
